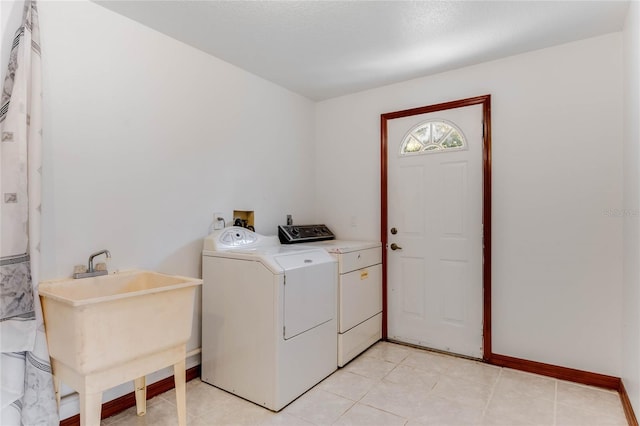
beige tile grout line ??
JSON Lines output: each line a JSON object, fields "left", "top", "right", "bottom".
{"left": 480, "top": 365, "right": 503, "bottom": 420}
{"left": 357, "top": 358, "right": 411, "bottom": 422}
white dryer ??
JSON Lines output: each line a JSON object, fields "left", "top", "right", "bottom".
{"left": 293, "top": 239, "right": 383, "bottom": 366}
{"left": 277, "top": 225, "right": 382, "bottom": 366}
{"left": 201, "top": 227, "right": 337, "bottom": 411}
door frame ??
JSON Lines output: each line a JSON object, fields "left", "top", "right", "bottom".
{"left": 380, "top": 94, "right": 492, "bottom": 360}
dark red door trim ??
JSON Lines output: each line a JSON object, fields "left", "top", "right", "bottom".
{"left": 380, "top": 94, "right": 492, "bottom": 360}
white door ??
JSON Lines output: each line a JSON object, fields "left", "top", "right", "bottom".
{"left": 386, "top": 104, "right": 483, "bottom": 358}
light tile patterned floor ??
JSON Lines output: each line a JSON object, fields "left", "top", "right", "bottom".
{"left": 101, "top": 342, "right": 628, "bottom": 426}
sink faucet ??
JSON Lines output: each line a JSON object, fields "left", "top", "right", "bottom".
{"left": 73, "top": 249, "right": 111, "bottom": 279}
{"left": 88, "top": 249, "right": 111, "bottom": 273}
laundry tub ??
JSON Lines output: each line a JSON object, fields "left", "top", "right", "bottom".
{"left": 39, "top": 270, "right": 201, "bottom": 426}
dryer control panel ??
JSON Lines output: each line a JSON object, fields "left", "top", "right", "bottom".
{"left": 278, "top": 224, "right": 335, "bottom": 244}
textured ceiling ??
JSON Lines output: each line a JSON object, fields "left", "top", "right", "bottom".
{"left": 94, "top": 1, "right": 630, "bottom": 101}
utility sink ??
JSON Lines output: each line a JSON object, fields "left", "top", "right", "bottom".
{"left": 39, "top": 270, "right": 202, "bottom": 426}
{"left": 40, "top": 269, "right": 199, "bottom": 304}
{"left": 39, "top": 270, "right": 201, "bottom": 374}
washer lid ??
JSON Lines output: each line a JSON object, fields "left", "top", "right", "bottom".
{"left": 274, "top": 249, "right": 335, "bottom": 271}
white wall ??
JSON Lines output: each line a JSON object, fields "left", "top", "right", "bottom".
{"left": 39, "top": 0, "right": 316, "bottom": 283}
{"left": 315, "top": 34, "right": 624, "bottom": 376}
{"left": 36, "top": 0, "right": 316, "bottom": 416}
{"left": 622, "top": 0, "right": 640, "bottom": 414}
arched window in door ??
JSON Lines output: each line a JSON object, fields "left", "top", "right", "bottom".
{"left": 400, "top": 120, "right": 467, "bottom": 155}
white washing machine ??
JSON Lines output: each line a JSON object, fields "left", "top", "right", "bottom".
{"left": 200, "top": 227, "right": 338, "bottom": 411}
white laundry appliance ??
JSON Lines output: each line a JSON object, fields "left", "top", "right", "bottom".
{"left": 278, "top": 225, "right": 382, "bottom": 366}
{"left": 200, "top": 227, "right": 337, "bottom": 411}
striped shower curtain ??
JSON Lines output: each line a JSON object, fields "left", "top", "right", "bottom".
{"left": 0, "top": 1, "right": 58, "bottom": 425}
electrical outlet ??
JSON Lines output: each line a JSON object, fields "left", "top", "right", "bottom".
{"left": 213, "top": 212, "right": 224, "bottom": 230}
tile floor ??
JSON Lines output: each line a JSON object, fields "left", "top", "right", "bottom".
{"left": 101, "top": 342, "right": 628, "bottom": 426}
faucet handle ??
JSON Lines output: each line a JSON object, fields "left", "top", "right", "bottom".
{"left": 95, "top": 262, "right": 108, "bottom": 272}
{"left": 73, "top": 265, "right": 87, "bottom": 275}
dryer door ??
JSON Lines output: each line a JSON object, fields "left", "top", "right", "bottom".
{"left": 276, "top": 251, "right": 336, "bottom": 340}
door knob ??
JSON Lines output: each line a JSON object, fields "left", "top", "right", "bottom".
{"left": 390, "top": 243, "right": 402, "bottom": 251}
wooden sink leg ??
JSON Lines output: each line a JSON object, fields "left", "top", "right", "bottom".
{"left": 53, "top": 375, "right": 61, "bottom": 409}
{"left": 134, "top": 376, "right": 147, "bottom": 416}
{"left": 173, "top": 359, "right": 187, "bottom": 426}
{"left": 79, "top": 391, "right": 102, "bottom": 426}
